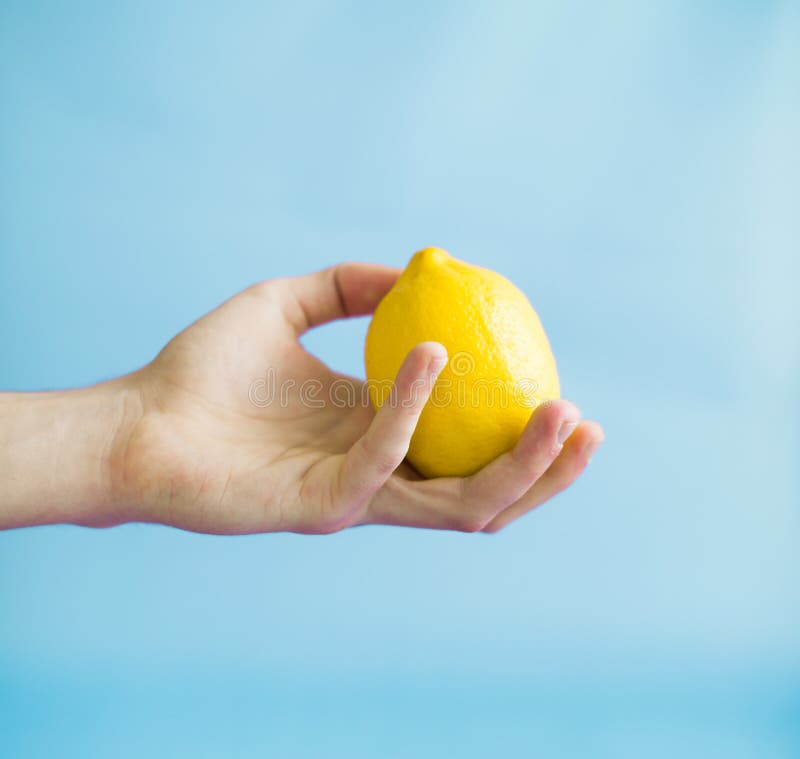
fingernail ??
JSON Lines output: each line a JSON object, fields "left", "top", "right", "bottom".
{"left": 557, "top": 420, "right": 578, "bottom": 446}
{"left": 583, "top": 438, "right": 602, "bottom": 462}
{"left": 429, "top": 354, "right": 448, "bottom": 377}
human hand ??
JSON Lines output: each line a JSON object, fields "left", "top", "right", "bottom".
{"left": 0, "top": 264, "right": 604, "bottom": 533}
{"left": 108, "top": 263, "right": 603, "bottom": 534}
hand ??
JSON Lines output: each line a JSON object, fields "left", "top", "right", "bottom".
{"left": 0, "top": 264, "right": 604, "bottom": 534}
{"left": 109, "top": 263, "right": 603, "bottom": 534}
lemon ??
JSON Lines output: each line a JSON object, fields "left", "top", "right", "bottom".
{"left": 365, "top": 247, "right": 560, "bottom": 478}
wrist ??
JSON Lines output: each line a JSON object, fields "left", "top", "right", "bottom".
{"left": 80, "top": 373, "right": 146, "bottom": 527}
{"left": 0, "top": 374, "right": 144, "bottom": 529}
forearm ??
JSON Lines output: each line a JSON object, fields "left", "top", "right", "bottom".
{"left": 0, "top": 377, "right": 141, "bottom": 529}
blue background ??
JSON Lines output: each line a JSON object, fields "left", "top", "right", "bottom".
{"left": 1, "top": 1, "right": 798, "bottom": 756}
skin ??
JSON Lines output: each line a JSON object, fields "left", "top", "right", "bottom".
{"left": 0, "top": 263, "right": 604, "bottom": 534}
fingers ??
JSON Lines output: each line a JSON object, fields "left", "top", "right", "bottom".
{"left": 282, "top": 262, "right": 401, "bottom": 334}
{"left": 366, "top": 401, "right": 601, "bottom": 533}
{"left": 482, "top": 420, "right": 605, "bottom": 533}
{"left": 335, "top": 342, "right": 448, "bottom": 517}
{"left": 369, "top": 401, "right": 592, "bottom": 532}
{"left": 462, "top": 400, "right": 581, "bottom": 512}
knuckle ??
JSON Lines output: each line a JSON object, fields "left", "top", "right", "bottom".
{"left": 315, "top": 503, "right": 356, "bottom": 535}
{"left": 317, "top": 516, "right": 348, "bottom": 535}
{"left": 359, "top": 436, "right": 402, "bottom": 476}
{"left": 374, "top": 454, "right": 401, "bottom": 477}
{"left": 510, "top": 448, "right": 548, "bottom": 479}
{"left": 455, "top": 511, "right": 488, "bottom": 533}
{"left": 461, "top": 477, "right": 516, "bottom": 517}
{"left": 399, "top": 401, "right": 423, "bottom": 419}
{"left": 246, "top": 279, "right": 280, "bottom": 300}
{"left": 482, "top": 521, "right": 503, "bottom": 534}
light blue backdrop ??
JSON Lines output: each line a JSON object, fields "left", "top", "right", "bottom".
{"left": 1, "top": 2, "right": 798, "bottom": 757}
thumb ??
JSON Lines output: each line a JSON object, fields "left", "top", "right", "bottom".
{"left": 283, "top": 263, "right": 400, "bottom": 334}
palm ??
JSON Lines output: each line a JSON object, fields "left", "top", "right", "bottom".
{"left": 119, "top": 263, "right": 603, "bottom": 534}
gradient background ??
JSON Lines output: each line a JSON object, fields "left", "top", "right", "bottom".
{"left": 1, "top": 1, "right": 798, "bottom": 757}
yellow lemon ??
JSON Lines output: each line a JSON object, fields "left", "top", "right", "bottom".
{"left": 365, "top": 247, "right": 560, "bottom": 478}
